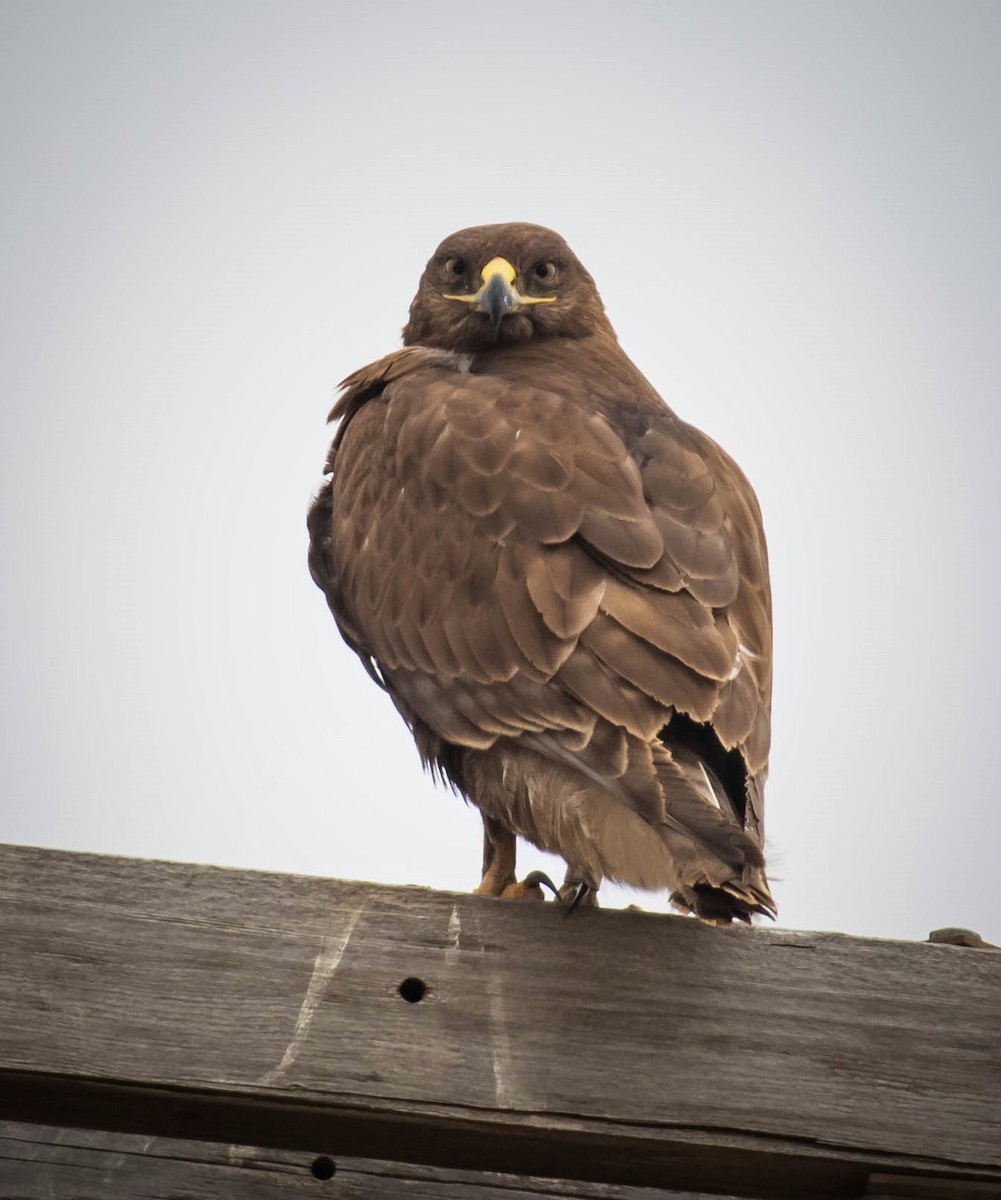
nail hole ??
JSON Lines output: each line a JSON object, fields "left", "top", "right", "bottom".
{"left": 398, "top": 976, "right": 427, "bottom": 1003}
{"left": 310, "top": 1155, "right": 336, "bottom": 1180}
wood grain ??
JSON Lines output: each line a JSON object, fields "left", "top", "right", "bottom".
{"left": 1, "top": 844, "right": 999, "bottom": 1199}
{"left": 0, "top": 1121, "right": 744, "bottom": 1199}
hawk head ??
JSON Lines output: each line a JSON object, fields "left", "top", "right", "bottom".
{"left": 403, "top": 222, "right": 615, "bottom": 352}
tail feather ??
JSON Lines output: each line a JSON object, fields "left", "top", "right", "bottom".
{"left": 654, "top": 742, "right": 775, "bottom": 923}
{"left": 526, "top": 718, "right": 775, "bottom": 924}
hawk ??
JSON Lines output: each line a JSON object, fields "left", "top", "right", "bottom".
{"left": 308, "top": 223, "right": 774, "bottom": 922}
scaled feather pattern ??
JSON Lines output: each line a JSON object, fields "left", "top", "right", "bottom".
{"left": 308, "top": 223, "right": 774, "bottom": 922}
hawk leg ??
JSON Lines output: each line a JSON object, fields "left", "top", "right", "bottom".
{"left": 557, "top": 869, "right": 600, "bottom": 910}
{"left": 473, "top": 815, "right": 555, "bottom": 900}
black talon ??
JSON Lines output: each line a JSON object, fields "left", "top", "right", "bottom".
{"left": 565, "top": 880, "right": 591, "bottom": 915}
{"left": 522, "top": 870, "right": 558, "bottom": 897}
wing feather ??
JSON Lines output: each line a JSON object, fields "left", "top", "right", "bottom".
{"left": 580, "top": 613, "right": 718, "bottom": 720}
{"left": 598, "top": 577, "right": 736, "bottom": 680}
{"left": 555, "top": 646, "right": 667, "bottom": 741}
{"left": 524, "top": 545, "right": 606, "bottom": 639}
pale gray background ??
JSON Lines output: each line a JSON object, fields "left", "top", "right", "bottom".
{"left": 2, "top": 0, "right": 998, "bottom": 941}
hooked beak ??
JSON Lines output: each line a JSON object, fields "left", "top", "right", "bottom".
{"left": 479, "top": 270, "right": 518, "bottom": 327}
{"left": 444, "top": 256, "right": 555, "bottom": 327}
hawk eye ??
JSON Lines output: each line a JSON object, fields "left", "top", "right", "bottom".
{"left": 443, "top": 257, "right": 466, "bottom": 278}
{"left": 533, "top": 261, "right": 557, "bottom": 282}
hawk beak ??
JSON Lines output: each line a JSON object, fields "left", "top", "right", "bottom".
{"left": 444, "top": 256, "right": 555, "bottom": 326}
{"left": 479, "top": 269, "right": 518, "bottom": 328}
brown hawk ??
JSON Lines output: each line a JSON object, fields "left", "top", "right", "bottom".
{"left": 308, "top": 223, "right": 774, "bottom": 922}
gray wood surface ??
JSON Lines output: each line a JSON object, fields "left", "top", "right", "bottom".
{"left": 1, "top": 844, "right": 999, "bottom": 1200}
{"left": 0, "top": 1121, "right": 741, "bottom": 1199}
{"left": 1, "top": 1126, "right": 993, "bottom": 1200}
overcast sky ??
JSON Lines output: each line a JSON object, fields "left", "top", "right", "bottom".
{"left": 2, "top": 1, "right": 999, "bottom": 943}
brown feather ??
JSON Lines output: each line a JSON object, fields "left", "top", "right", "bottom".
{"left": 580, "top": 614, "right": 719, "bottom": 721}
{"left": 599, "top": 577, "right": 736, "bottom": 681}
{"left": 524, "top": 545, "right": 606, "bottom": 639}
{"left": 555, "top": 646, "right": 667, "bottom": 741}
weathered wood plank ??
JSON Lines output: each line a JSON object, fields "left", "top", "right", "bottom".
{"left": 865, "top": 1175, "right": 1001, "bottom": 1199}
{"left": 0, "top": 844, "right": 999, "bottom": 1199}
{"left": 0, "top": 1121, "right": 740, "bottom": 1199}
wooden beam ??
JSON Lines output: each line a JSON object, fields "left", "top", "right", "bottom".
{"left": 0, "top": 844, "right": 998, "bottom": 1199}
{"left": 0, "top": 1121, "right": 746, "bottom": 1199}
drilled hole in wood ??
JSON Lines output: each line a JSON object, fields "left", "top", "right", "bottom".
{"left": 310, "top": 1155, "right": 336, "bottom": 1180}
{"left": 399, "top": 976, "right": 427, "bottom": 1003}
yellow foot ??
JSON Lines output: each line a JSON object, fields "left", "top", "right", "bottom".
{"left": 475, "top": 870, "right": 557, "bottom": 900}
{"left": 501, "top": 871, "right": 558, "bottom": 901}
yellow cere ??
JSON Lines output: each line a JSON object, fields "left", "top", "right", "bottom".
{"left": 480, "top": 257, "right": 517, "bottom": 286}
{"left": 443, "top": 255, "right": 556, "bottom": 306}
